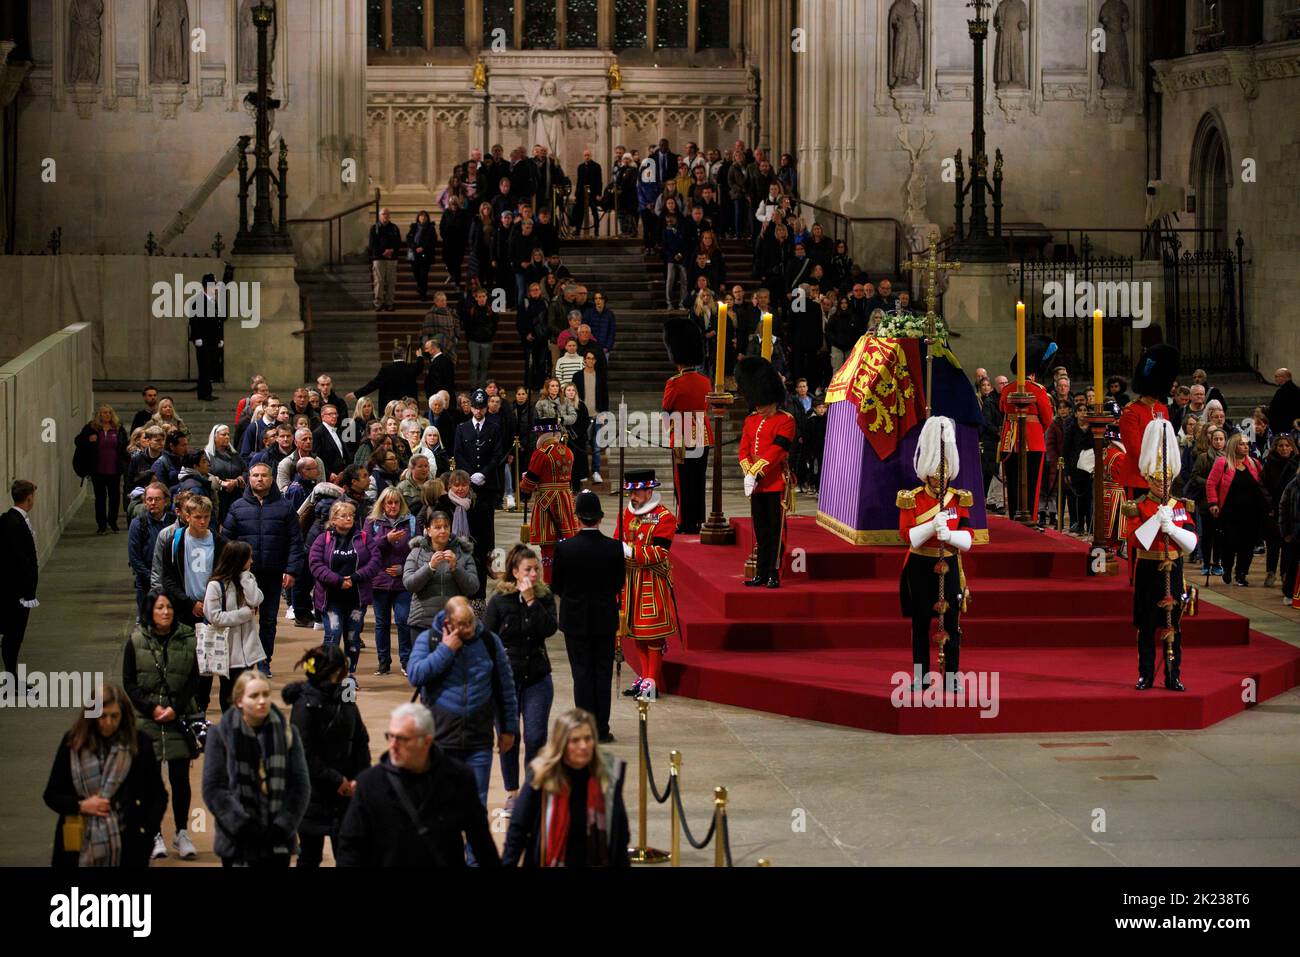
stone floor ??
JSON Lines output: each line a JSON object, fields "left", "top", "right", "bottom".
{"left": 2, "top": 387, "right": 1298, "bottom": 867}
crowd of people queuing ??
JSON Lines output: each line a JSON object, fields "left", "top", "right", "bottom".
{"left": 22, "top": 130, "right": 1300, "bottom": 870}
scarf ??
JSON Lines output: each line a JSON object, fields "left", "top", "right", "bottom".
{"left": 448, "top": 490, "right": 472, "bottom": 541}
{"left": 233, "top": 709, "right": 290, "bottom": 857}
{"left": 540, "top": 771, "right": 608, "bottom": 867}
{"left": 70, "top": 742, "right": 132, "bottom": 867}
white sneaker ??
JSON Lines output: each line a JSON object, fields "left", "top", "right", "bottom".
{"left": 173, "top": 829, "right": 197, "bottom": 860}
{"left": 150, "top": 833, "right": 168, "bottom": 860}
{"left": 592, "top": 471, "right": 603, "bottom": 483}
{"left": 506, "top": 493, "right": 516, "bottom": 510}
{"left": 285, "top": 606, "right": 295, "bottom": 621}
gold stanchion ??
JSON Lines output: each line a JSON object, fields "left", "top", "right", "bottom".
{"left": 713, "top": 787, "right": 728, "bottom": 867}
{"left": 669, "top": 750, "right": 683, "bottom": 867}
{"left": 757, "top": 858, "right": 772, "bottom": 867}
{"left": 627, "top": 699, "right": 669, "bottom": 864}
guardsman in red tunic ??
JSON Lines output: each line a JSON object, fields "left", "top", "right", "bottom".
{"left": 616, "top": 468, "right": 678, "bottom": 700}
{"left": 518, "top": 418, "right": 579, "bottom": 581}
{"left": 661, "top": 318, "right": 714, "bottom": 535}
{"left": 1101, "top": 424, "right": 1130, "bottom": 553}
{"left": 897, "top": 416, "right": 975, "bottom": 687}
{"left": 998, "top": 335, "right": 1056, "bottom": 523}
{"left": 735, "top": 356, "right": 797, "bottom": 588}
{"left": 1115, "top": 344, "right": 1179, "bottom": 497}
{"left": 1121, "top": 418, "right": 1198, "bottom": 691}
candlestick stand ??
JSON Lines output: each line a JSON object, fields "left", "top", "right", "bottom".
{"left": 699, "top": 391, "right": 736, "bottom": 546}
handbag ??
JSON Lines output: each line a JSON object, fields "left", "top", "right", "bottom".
{"left": 62, "top": 815, "right": 85, "bottom": 852}
{"left": 196, "top": 586, "right": 232, "bottom": 678}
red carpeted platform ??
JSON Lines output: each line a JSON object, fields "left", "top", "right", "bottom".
{"left": 662, "top": 516, "right": 1300, "bottom": 734}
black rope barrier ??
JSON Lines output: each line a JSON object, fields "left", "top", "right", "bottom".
{"left": 720, "top": 810, "right": 735, "bottom": 868}
{"left": 638, "top": 703, "right": 672, "bottom": 805}
{"left": 671, "top": 777, "right": 718, "bottom": 850}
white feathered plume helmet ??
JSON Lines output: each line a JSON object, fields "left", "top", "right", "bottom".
{"left": 1138, "top": 418, "right": 1181, "bottom": 482}
{"left": 913, "top": 415, "right": 960, "bottom": 484}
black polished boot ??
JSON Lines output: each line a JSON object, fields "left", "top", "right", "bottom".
{"left": 765, "top": 575, "right": 781, "bottom": 588}
{"left": 743, "top": 575, "right": 766, "bottom": 587}
{"left": 1135, "top": 676, "right": 1153, "bottom": 691}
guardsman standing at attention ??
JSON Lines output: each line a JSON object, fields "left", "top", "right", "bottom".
{"left": 736, "top": 356, "right": 797, "bottom": 588}
{"left": 998, "top": 335, "right": 1056, "bottom": 524}
{"left": 1122, "top": 418, "right": 1198, "bottom": 692}
{"left": 1101, "top": 421, "right": 1130, "bottom": 554}
{"left": 1116, "top": 344, "right": 1178, "bottom": 500}
{"left": 518, "top": 418, "right": 579, "bottom": 581}
{"left": 897, "top": 416, "right": 974, "bottom": 688}
{"left": 661, "top": 318, "right": 714, "bottom": 536}
{"left": 615, "top": 469, "right": 678, "bottom": 701}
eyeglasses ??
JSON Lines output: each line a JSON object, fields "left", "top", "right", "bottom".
{"left": 384, "top": 732, "right": 425, "bottom": 745}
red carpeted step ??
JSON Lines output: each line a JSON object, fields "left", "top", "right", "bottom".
{"left": 661, "top": 636, "right": 1300, "bottom": 734}
{"left": 663, "top": 514, "right": 1299, "bottom": 733}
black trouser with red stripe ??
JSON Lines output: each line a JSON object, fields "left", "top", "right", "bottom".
{"left": 1133, "top": 557, "right": 1184, "bottom": 684}
{"left": 751, "top": 490, "right": 783, "bottom": 580}
{"left": 901, "top": 552, "right": 962, "bottom": 678}
{"left": 674, "top": 448, "right": 709, "bottom": 534}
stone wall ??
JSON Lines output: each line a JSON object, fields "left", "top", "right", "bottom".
{"left": 15, "top": 0, "right": 370, "bottom": 265}
{"left": 0, "top": 323, "right": 93, "bottom": 563}
{"left": 0, "top": 253, "right": 303, "bottom": 390}
{"left": 1153, "top": 39, "right": 1300, "bottom": 376}
{"left": 795, "top": 0, "right": 1150, "bottom": 276}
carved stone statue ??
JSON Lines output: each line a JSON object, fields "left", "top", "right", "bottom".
{"left": 522, "top": 78, "right": 570, "bottom": 158}
{"left": 993, "top": 0, "right": 1028, "bottom": 89}
{"left": 67, "top": 0, "right": 104, "bottom": 85}
{"left": 473, "top": 58, "right": 487, "bottom": 90}
{"left": 150, "top": 0, "right": 190, "bottom": 84}
{"left": 888, "top": 0, "right": 923, "bottom": 89}
{"left": 238, "top": 0, "right": 277, "bottom": 84}
{"left": 607, "top": 61, "right": 622, "bottom": 91}
{"left": 1098, "top": 0, "right": 1132, "bottom": 90}
{"left": 897, "top": 128, "right": 935, "bottom": 226}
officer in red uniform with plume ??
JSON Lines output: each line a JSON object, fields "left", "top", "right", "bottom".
{"left": 897, "top": 416, "right": 975, "bottom": 688}
{"left": 1115, "top": 343, "right": 1178, "bottom": 499}
{"left": 518, "top": 418, "right": 579, "bottom": 581}
{"left": 1121, "top": 418, "right": 1198, "bottom": 691}
{"left": 661, "top": 317, "right": 714, "bottom": 535}
{"left": 736, "top": 355, "right": 797, "bottom": 588}
{"left": 616, "top": 468, "right": 678, "bottom": 700}
{"left": 998, "top": 335, "right": 1056, "bottom": 524}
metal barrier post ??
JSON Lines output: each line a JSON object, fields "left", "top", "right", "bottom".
{"left": 669, "top": 750, "right": 682, "bottom": 867}
{"left": 627, "top": 699, "right": 669, "bottom": 864}
{"left": 713, "top": 787, "right": 728, "bottom": 867}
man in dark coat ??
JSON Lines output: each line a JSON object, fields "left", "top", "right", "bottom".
{"left": 551, "top": 491, "right": 626, "bottom": 742}
{"left": 337, "top": 701, "right": 499, "bottom": 867}
{"left": 312, "top": 404, "right": 352, "bottom": 480}
{"left": 0, "top": 480, "right": 39, "bottom": 682}
{"left": 1269, "top": 368, "right": 1300, "bottom": 436}
{"left": 572, "top": 149, "right": 603, "bottom": 231}
{"left": 222, "top": 463, "right": 305, "bottom": 675}
{"left": 453, "top": 389, "right": 508, "bottom": 600}
{"left": 347, "top": 347, "right": 423, "bottom": 413}
{"left": 421, "top": 336, "right": 456, "bottom": 405}
{"left": 187, "top": 273, "right": 224, "bottom": 402}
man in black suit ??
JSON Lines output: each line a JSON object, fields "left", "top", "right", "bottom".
{"left": 313, "top": 403, "right": 352, "bottom": 480}
{"left": 0, "top": 480, "right": 39, "bottom": 683}
{"left": 551, "top": 491, "right": 625, "bottom": 742}
{"left": 655, "top": 138, "right": 678, "bottom": 192}
{"left": 572, "top": 149, "right": 603, "bottom": 232}
{"left": 453, "top": 389, "right": 508, "bottom": 600}
{"left": 421, "top": 336, "right": 455, "bottom": 405}
{"left": 187, "top": 273, "right": 225, "bottom": 402}
{"left": 347, "top": 347, "right": 423, "bottom": 413}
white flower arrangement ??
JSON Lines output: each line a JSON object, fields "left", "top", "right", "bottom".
{"left": 872, "top": 311, "right": 948, "bottom": 341}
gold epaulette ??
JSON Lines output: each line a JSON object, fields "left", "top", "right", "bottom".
{"left": 1180, "top": 497, "right": 1196, "bottom": 514}
{"left": 896, "top": 487, "right": 921, "bottom": 509}
{"left": 1121, "top": 501, "right": 1140, "bottom": 517}
{"left": 955, "top": 489, "right": 974, "bottom": 507}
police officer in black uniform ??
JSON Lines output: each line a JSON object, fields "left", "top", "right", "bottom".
{"left": 453, "top": 388, "right": 508, "bottom": 600}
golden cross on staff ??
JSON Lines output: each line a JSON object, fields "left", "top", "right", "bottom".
{"left": 901, "top": 232, "right": 962, "bottom": 416}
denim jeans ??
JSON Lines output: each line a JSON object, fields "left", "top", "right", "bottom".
{"left": 253, "top": 569, "right": 284, "bottom": 666}
{"left": 323, "top": 600, "right": 366, "bottom": 674}
{"left": 498, "top": 675, "right": 554, "bottom": 792}
{"left": 588, "top": 418, "right": 603, "bottom": 475}
{"left": 732, "top": 197, "right": 750, "bottom": 238}
{"left": 443, "top": 746, "right": 493, "bottom": 866}
{"left": 371, "top": 589, "right": 411, "bottom": 670}
{"left": 468, "top": 341, "right": 492, "bottom": 389}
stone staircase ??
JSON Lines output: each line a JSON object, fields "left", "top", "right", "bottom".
{"left": 298, "top": 233, "right": 775, "bottom": 492}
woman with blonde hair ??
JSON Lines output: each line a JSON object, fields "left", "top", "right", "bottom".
{"left": 1185, "top": 425, "right": 1228, "bottom": 575}
{"left": 365, "top": 487, "right": 417, "bottom": 676}
{"left": 1207, "top": 432, "right": 1267, "bottom": 586}
{"left": 308, "top": 500, "right": 381, "bottom": 679}
{"left": 75, "top": 403, "right": 130, "bottom": 534}
{"left": 501, "top": 708, "right": 629, "bottom": 867}
{"left": 351, "top": 395, "right": 377, "bottom": 441}
{"left": 201, "top": 670, "right": 310, "bottom": 868}
{"left": 150, "top": 396, "right": 188, "bottom": 437}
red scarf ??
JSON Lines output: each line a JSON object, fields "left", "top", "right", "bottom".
{"left": 541, "top": 773, "right": 607, "bottom": 867}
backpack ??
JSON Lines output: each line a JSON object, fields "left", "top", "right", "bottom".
{"left": 410, "top": 621, "right": 507, "bottom": 723}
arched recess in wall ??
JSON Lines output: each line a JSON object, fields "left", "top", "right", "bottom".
{"left": 1188, "top": 110, "right": 1231, "bottom": 252}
